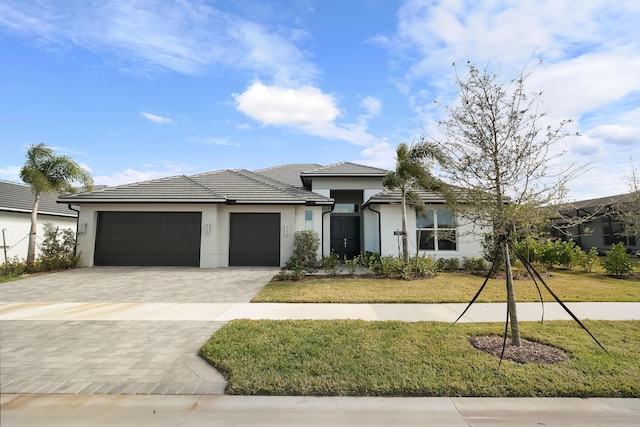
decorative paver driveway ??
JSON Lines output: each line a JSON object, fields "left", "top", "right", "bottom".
{"left": 0, "top": 266, "right": 276, "bottom": 303}
{"left": 0, "top": 267, "right": 277, "bottom": 395}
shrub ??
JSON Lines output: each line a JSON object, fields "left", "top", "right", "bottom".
{"left": 602, "top": 242, "right": 634, "bottom": 276}
{"left": 361, "top": 251, "right": 381, "bottom": 270}
{"left": 275, "top": 269, "right": 306, "bottom": 281}
{"left": 321, "top": 253, "right": 340, "bottom": 276}
{"left": 287, "top": 230, "right": 320, "bottom": 268}
{"left": 575, "top": 247, "right": 600, "bottom": 273}
{"left": 412, "top": 254, "right": 437, "bottom": 277}
{"left": 515, "top": 238, "right": 584, "bottom": 270}
{"left": 435, "top": 257, "right": 459, "bottom": 271}
{"left": 462, "top": 257, "right": 488, "bottom": 273}
{"left": 283, "top": 231, "right": 321, "bottom": 278}
{"left": 344, "top": 255, "right": 362, "bottom": 275}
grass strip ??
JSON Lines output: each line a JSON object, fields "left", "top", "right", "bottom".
{"left": 252, "top": 271, "right": 640, "bottom": 303}
{"left": 200, "top": 319, "right": 640, "bottom": 397}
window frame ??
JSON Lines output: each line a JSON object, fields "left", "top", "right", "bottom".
{"left": 416, "top": 208, "right": 457, "bottom": 252}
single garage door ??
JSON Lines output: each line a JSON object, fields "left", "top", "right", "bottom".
{"left": 94, "top": 212, "right": 202, "bottom": 266}
{"left": 229, "top": 213, "right": 280, "bottom": 266}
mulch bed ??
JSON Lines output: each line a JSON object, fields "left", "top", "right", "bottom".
{"left": 469, "top": 335, "right": 569, "bottom": 364}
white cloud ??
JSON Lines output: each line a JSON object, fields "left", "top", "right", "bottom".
{"left": 0, "top": 1, "right": 316, "bottom": 83}
{"left": 194, "top": 137, "right": 237, "bottom": 146}
{"left": 360, "top": 96, "right": 382, "bottom": 116}
{"left": 587, "top": 124, "right": 639, "bottom": 147}
{"left": 94, "top": 161, "right": 200, "bottom": 187}
{"left": 234, "top": 83, "right": 340, "bottom": 126}
{"left": 357, "top": 96, "right": 383, "bottom": 126}
{"left": 231, "top": 21, "right": 318, "bottom": 86}
{"left": 93, "top": 169, "right": 169, "bottom": 187}
{"left": 0, "top": 165, "right": 21, "bottom": 182}
{"left": 234, "top": 82, "right": 384, "bottom": 147}
{"left": 358, "top": 141, "right": 396, "bottom": 170}
{"left": 140, "top": 111, "right": 173, "bottom": 124}
{"left": 378, "top": 0, "right": 640, "bottom": 199}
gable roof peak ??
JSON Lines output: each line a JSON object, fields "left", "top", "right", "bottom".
{"left": 301, "top": 161, "right": 389, "bottom": 176}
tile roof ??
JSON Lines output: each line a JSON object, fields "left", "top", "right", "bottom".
{"left": 565, "top": 193, "right": 637, "bottom": 211}
{"left": 0, "top": 180, "right": 77, "bottom": 217}
{"left": 301, "top": 162, "right": 389, "bottom": 177}
{"left": 191, "top": 169, "right": 333, "bottom": 204}
{"left": 58, "top": 175, "right": 226, "bottom": 203}
{"left": 255, "top": 163, "right": 321, "bottom": 188}
{"left": 58, "top": 169, "right": 334, "bottom": 205}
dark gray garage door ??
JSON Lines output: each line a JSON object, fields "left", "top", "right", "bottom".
{"left": 229, "top": 213, "right": 280, "bottom": 266}
{"left": 94, "top": 212, "right": 202, "bottom": 266}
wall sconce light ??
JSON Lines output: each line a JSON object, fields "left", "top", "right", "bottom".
{"left": 78, "top": 223, "right": 87, "bottom": 235}
{"left": 204, "top": 223, "right": 211, "bottom": 235}
{"left": 285, "top": 225, "right": 290, "bottom": 236}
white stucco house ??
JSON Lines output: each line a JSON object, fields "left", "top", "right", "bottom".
{"left": 57, "top": 163, "right": 485, "bottom": 268}
{"left": 1, "top": 180, "right": 78, "bottom": 262}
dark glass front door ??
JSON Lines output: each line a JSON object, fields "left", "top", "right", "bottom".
{"left": 330, "top": 216, "right": 360, "bottom": 260}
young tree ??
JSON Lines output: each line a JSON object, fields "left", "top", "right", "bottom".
{"left": 20, "top": 143, "right": 93, "bottom": 264}
{"left": 426, "top": 61, "right": 582, "bottom": 346}
{"left": 383, "top": 142, "right": 442, "bottom": 263}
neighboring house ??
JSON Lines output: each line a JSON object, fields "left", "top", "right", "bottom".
{"left": 57, "top": 163, "right": 485, "bottom": 268}
{"left": 554, "top": 192, "right": 639, "bottom": 254}
{"left": 0, "top": 180, "right": 78, "bottom": 262}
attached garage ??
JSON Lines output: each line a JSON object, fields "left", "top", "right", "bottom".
{"left": 94, "top": 212, "right": 202, "bottom": 266}
{"left": 229, "top": 213, "right": 280, "bottom": 266}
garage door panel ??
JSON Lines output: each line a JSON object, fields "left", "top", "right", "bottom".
{"left": 95, "top": 212, "right": 201, "bottom": 266}
{"left": 229, "top": 213, "right": 280, "bottom": 266}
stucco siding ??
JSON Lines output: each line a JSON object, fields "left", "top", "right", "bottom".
{"left": 378, "top": 204, "right": 485, "bottom": 262}
{"left": 0, "top": 211, "right": 77, "bottom": 262}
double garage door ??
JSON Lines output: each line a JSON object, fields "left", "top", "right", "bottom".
{"left": 94, "top": 212, "right": 280, "bottom": 267}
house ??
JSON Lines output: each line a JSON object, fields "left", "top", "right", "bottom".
{"left": 555, "top": 192, "right": 639, "bottom": 254}
{"left": 57, "top": 163, "right": 485, "bottom": 268}
{"left": 0, "top": 180, "right": 78, "bottom": 262}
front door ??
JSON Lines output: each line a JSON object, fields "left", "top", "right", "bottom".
{"left": 330, "top": 216, "right": 360, "bottom": 260}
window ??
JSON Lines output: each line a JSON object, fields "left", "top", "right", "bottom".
{"left": 305, "top": 210, "right": 313, "bottom": 230}
{"left": 416, "top": 209, "right": 457, "bottom": 251}
{"left": 603, "top": 218, "right": 636, "bottom": 246}
{"left": 334, "top": 203, "right": 359, "bottom": 213}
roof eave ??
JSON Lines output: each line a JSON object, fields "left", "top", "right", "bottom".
{"left": 56, "top": 198, "right": 227, "bottom": 204}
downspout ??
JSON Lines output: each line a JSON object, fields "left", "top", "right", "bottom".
{"left": 367, "top": 203, "right": 382, "bottom": 255}
{"left": 322, "top": 204, "right": 335, "bottom": 256}
{"left": 68, "top": 204, "right": 80, "bottom": 256}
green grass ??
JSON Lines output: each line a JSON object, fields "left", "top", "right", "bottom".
{"left": 0, "top": 274, "right": 21, "bottom": 284}
{"left": 252, "top": 270, "right": 640, "bottom": 303}
{"left": 200, "top": 319, "right": 640, "bottom": 397}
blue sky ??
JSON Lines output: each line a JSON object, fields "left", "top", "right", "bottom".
{"left": 1, "top": 0, "right": 639, "bottom": 200}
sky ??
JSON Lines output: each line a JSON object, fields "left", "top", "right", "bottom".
{"left": 0, "top": 0, "right": 639, "bottom": 201}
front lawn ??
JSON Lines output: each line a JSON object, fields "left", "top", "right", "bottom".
{"left": 252, "top": 270, "right": 640, "bottom": 303}
{"left": 199, "top": 319, "right": 640, "bottom": 397}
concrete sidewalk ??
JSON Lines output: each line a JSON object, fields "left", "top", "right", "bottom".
{"left": 2, "top": 301, "right": 639, "bottom": 322}
{"left": 2, "top": 394, "right": 639, "bottom": 426}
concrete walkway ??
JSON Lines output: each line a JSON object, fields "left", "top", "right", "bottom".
{"left": 1, "top": 268, "right": 639, "bottom": 426}
{"left": 2, "top": 394, "right": 638, "bottom": 426}
{"left": 2, "top": 301, "right": 639, "bottom": 322}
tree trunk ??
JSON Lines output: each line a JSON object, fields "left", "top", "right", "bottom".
{"left": 503, "top": 241, "right": 521, "bottom": 346}
{"left": 27, "top": 193, "right": 39, "bottom": 264}
{"left": 401, "top": 189, "right": 409, "bottom": 263}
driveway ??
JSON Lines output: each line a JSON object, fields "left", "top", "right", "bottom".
{"left": 0, "top": 267, "right": 277, "bottom": 395}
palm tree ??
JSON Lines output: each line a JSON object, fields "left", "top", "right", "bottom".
{"left": 383, "top": 142, "right": 442, "bottom": 262}
{"left": 20, "top": 143, "right": 93, "bottom": 264}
